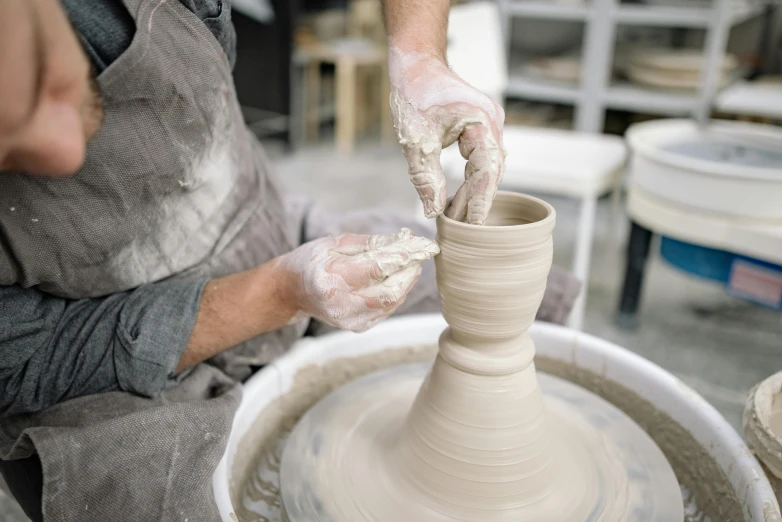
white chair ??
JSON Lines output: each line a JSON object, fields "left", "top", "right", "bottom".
{"left": 441, "top": 2, "right": 628, "bottom": 330}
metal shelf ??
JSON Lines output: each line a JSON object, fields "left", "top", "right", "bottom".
{"left": 505, "top": 1, "right": 591, "bottom": 20}
{"left": 613, "top": 5, "right": 711, "bottom": 27}
{"left": 602, "top": 83, "right": 699, "bottom": 114}
{"left": 506, "top": 75, "right": 582, "bottom": 105}
{"left": 613, "top": 2, "right": 765, "bottom": 28}
{"left": 500, "top": 0, "right": 771, "bottom": 131}
{"left": 729, "top": 2, "right": 767, "bottom": 25}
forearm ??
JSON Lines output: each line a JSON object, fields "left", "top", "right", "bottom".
{"left": 381, "top": 0, "right": 449, "bottom": 58}
{"left": 176, "top": 259, "right": 296, "bottom": 372}
{"left": 0, "top": 259, "right": 299, "bottom": 416}
{"left": 382, "top": 0, "right": 507, "bottom": 225}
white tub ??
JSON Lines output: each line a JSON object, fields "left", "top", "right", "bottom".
{"left": 213, "top": 314, "right": 781, "bottom": 521}
{"left": 626, "top": 119, "right": 782, "bottom": 221}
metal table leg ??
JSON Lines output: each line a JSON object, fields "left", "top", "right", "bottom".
{"left": 617, "top": 220, "right": 653, "bottom": 330}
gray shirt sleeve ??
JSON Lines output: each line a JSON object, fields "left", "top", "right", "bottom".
{"left": 0, "top": 279, "right": 207, "bottom": 416}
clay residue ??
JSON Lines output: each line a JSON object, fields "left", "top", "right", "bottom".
{"left": 535, "top": 356, "right": 743, "bottom": 522}
{"left": 230, "top": 346, "right": 749, "bottom": 522}
{"left": 279, "top": 361, "right": 666, "bottom": 521}
{"left": 230, "top": 344, "right": 437, "bottom": 522}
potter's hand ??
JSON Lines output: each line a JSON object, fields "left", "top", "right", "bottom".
{"left": 389, "top": 48, "right": 506, "bottom": 225}
{"left": 276, "top": 228, "right": 439, "bottom": 332}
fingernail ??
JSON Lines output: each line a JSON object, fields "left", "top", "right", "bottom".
{"left": 468, "top": 213, "right": 487, "bottom": 225}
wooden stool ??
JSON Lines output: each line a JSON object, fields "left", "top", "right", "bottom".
{"left": 294, "top": 39, "right": 393, "bottom": 154}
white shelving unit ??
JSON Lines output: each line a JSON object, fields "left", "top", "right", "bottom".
{"left": 505, "top": 2, "right": 591, "bottom": 19}
{"left": 603, "top": 83, "right": 699, "bottom": 113}
{"left": 498, "top": 0, "right": 769, "bottom": 132}
{"left": 506, "top": 75, "right": 583, "bottom": 103}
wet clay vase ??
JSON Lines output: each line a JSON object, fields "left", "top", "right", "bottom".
{"left": 396, "top": 192, "right": 615, "bottom": 520}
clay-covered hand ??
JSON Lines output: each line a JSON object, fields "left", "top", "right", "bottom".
{"left": 276, "top": 228, "right": 439, "bottom": 332}
{"left": 389, "top": 47, "right": 506, "bottom": 225}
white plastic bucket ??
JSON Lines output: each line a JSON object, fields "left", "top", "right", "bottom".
{"left": 213, "top": 314, "right": 780, "bottom": 521}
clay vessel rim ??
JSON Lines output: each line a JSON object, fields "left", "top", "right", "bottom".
{"left": 439, "top": 192, "right": 556, "bottom": 231}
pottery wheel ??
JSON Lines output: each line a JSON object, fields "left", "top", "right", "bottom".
{"left": 279, "top": 363, "right": 683, "bottom": 521}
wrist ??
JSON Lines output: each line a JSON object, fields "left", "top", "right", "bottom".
{"left": 388, "top": 36, "right": 445, "bottom": 62}
{"left": 178, "top": 259, "right": 303, "bottom": 372}
{"left": 266, "top": 257, "right": 303, "bottom": 321}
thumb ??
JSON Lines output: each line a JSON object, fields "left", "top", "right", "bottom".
{"left": 331, "top": 234, "right": 438, "bottom": 288}
{"left": 404, "top": 139, "right": 448, "bottom": 219}
{"left": 357, "top": 264, "right": 422, "bottom": 309}
{"left": 332, "top": 228, "right": 415, "bottom": 256}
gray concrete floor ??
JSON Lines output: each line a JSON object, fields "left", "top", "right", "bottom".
{"left": 2, "top": 141, "right": 780, "bottom": 519}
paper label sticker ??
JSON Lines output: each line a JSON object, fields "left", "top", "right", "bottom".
{"left": 727, "top": 259, "right": 782, "bottom": 309}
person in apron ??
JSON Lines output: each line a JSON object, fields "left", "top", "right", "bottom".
{"left": 0, "top": 1, "right": 581, "bottom": 520}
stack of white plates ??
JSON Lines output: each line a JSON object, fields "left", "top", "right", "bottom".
{"left": 524, "top": 56, "right": 582, "bottom": 84}
{"left": 626, "top": 48, "right": 738, "bottom": 90}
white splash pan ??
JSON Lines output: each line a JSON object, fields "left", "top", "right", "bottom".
{"left": 212, "top": 314, "right": 780, "bottom": 521}
{"left": 626, "top": 118, "right": 782, "bottom": 220}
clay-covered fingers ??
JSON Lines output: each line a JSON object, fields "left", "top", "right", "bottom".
{"left": 0, "top": 0, "right": 92, "bottom": 175}
{"left": 403, "top": 140, "right": 448, "bottom": 219}
{"left": 330, "top": 229, "right": 439, "bottom": 289}
{"left": 280, "top": 229, "right": 437, "bottom": 332}
{"left": 332, "top": 228, "right": 439, "bottom": 258}
{"left": 350, "top": 265, "right": 422, "bottom": 332}
{"left": 363, "top": 264, "right": 422, "bottom": 309}
{"left": 446, "top": 124, "right": 505, "bottom": 225}
{"left": 332, "top": 228, "right": 415, "bottom": 255}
